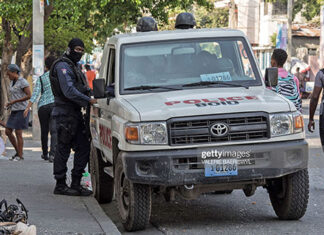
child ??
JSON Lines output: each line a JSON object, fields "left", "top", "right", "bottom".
{"left": 271, "top": 49, "right": 302, "bottom": 112}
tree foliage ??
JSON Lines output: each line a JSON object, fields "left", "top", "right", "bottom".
{"left": 265, "top": 0, "right": 323, "bottom": 21}
{"left": 0, "top": 0, "right": 211, "bottom": 117}
{"left": 195, "top": 7, "right": 229, "bottom": 28}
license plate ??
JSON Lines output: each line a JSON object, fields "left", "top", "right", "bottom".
{"left": 204, "top": 159, "right": 238, "bottom": 177}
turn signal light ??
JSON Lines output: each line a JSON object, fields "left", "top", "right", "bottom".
{"left": 294, "top": 115, "right": 304, "bottom": 131}
{"left": 125, "top": 126, "right": 139, "bottom": 141}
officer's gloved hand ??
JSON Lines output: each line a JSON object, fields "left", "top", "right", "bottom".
{"left": 89, "top": 99, "right": 97, "bottom": 105}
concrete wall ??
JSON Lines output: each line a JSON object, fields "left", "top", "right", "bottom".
{"left": 259, "top": 2, "right": 279, "bottom": 47}
{"left": 237, "top": 0, "right": 260, "bottom": 44}
{"left": 292, "top": 36, "right": 320, "bottom": 58}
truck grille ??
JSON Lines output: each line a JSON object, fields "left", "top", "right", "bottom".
{"left": 168, "top": 113, "right": 269, "bottom": 146}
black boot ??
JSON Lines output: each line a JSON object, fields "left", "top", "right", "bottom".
{"left": 71, "top": 176, "right": 93, "bottom": 196}
{"left": 54, "top": 178, "right": 80, "bottom": 196}
{"left": 41, "top": 154, "right": 49, "bottom": 161}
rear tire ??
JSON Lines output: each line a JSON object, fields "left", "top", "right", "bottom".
{"left": 268, "top": 169, "right": 309, "bottom": 220}
{"left": 90, "top": 143, "right": 114, "bottom": 203}
{"left": 115, "top": 155, "right": 151, "bottom": 231}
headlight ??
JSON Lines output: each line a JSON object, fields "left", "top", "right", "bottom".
{"left": 270, "top": 112, "right": 304, "bottom": 137}
{"left": 125, "top": 122, "right": 168, "bottom": 145}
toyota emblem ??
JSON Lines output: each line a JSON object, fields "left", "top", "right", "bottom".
{"left": 210, "top": 123, "right": 229, "bottom": 137}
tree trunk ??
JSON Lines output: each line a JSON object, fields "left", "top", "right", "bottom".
{"left": 21, "top": 49, "right": 33, "bottom": 79}
{"left": 15, "top": 34, "right": 32, "bottom": 67}
{"left": 15, "top": 3, "right": 54, "bottom": 69}
{"left": 0, "top": 18, "right": 14, "bottom": 120}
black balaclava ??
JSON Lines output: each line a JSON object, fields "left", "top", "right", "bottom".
{"left": 66, "top": 38, "right": 85, "bottom": 63}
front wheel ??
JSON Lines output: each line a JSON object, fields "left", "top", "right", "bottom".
{"left": 268, "top": 169, "right": 309, "bottom": 220}
{"left": 90, "top": 144, "right": 114, "bottom": 203}
{"left": 115, "top": 155, "right": 152, "bottom": 231}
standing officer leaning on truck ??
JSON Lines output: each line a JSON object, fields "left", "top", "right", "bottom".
{"left": 308, "top": 69, "right": 324, "bottom": 151}
{"left": 50, "top": 38, "right": 97, "bottom": 196}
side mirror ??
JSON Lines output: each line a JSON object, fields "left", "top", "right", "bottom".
{"left": 93, "top": 78, "right": 106, "bottom": 98}
{"left": 265, "top": 67, "right": 278, "bottom": 87}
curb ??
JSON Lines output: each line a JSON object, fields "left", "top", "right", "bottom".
{"left": 82, "top": 197, "right": 121, "bottom": 235}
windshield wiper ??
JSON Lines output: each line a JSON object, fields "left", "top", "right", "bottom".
{"left": 182, "top": 81, "right": 249, "bottom": 89}
{"left": 124, "top": 85, "right": 182, "bottom": 91}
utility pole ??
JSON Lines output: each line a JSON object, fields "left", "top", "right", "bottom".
{"left": 287, "top": 0, "right": 293, "bottom": 68}
{"left": 229, "top": 0, "right": 236, "bottom": 29}
{"left": 320, "top": 5, "right": 324, "bottom": 68}
{"left": 32, "top": 0, "right": 44, "bottom": 140}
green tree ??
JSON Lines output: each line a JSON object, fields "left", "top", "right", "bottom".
{"left": 195, "top": 7, "right": 229, "bottom": 28}
{"left": 0, "top": 0, "right": 211, "bottom": 118}
{"left": 265, "top": 0, "right": 323, "bottom": 21}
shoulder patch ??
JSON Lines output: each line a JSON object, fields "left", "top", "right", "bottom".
{"left": 61, "top": 68, "right": 67, "bottom": 74}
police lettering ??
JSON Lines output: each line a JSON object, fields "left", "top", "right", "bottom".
{"left": 165, "top": 96, "right": 257, "bottom": 106}
{"left": 195, "top": 101, "right": 239, "bottom": 107}
{"left": 99, "top": 124, "right": 112, "bottom": 149}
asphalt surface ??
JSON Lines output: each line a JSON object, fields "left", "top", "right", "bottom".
{"left": 101, "top": 100, "right": 324, "bottom": 235}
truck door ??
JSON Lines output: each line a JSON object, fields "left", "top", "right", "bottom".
{"left": 97, "top": 46, "right": 115, "bottom": 164}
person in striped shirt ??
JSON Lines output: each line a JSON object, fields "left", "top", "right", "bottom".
{"left": 24, "top": 56, "right": 57, "bottom": 162}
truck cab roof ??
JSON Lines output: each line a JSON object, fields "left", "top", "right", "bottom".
{"left": 108, "top": 28, "right": 247, "bottom": 46}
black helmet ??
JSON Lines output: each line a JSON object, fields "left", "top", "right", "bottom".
{"left": 175, "top": 12, "right": 196, "bottom": 29}
{"left": 136, "top": 17, "right": 158, "bottom": 32}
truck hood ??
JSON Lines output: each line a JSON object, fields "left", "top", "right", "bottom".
{"left": 121, "top": 87, "right": 293, "bottom": 121}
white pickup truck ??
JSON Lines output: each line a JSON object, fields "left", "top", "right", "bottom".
{"left": 90, "top": 28, "right": 309, "bottom": 232}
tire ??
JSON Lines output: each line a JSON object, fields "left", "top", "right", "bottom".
{"left": 268, "top": 169, "right": 309, "bottom": 220}
{"left": 115, "top": 155, "right": 151, "bottom": 231}
{"left": 90, "top": 143, "right": 114, "bottom": 203}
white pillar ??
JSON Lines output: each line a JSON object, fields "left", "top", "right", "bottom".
{"left": 32, "top": 0, "right": 44, "bottom": 140}
{"left": 287, "top": 0, "right": 293, "bottom": 68}
{"left": 320, "top": 5, "right": 324, "bottom": 68}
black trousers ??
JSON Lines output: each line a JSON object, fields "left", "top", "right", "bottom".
{"left": 53, "top": 114, "right": 90, "bottom": 182}
{"left": 320, "top": 114, "right": 324, "bottom": 151}
{"left": 38, "top": 104, "right": 57, "bottom": 156}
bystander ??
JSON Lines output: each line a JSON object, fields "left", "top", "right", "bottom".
{"left": 4, "top": 64, "right": 31, "bottom": 161}
{"left": 270, "top": 49, "right": 302, "bottom": 112}
{"left": 24, "top": 56, "right": 57, "bottom": 162}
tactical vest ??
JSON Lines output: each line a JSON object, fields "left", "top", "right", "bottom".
{"left": 50, "top": 55, "right": 89, "bottom": 107}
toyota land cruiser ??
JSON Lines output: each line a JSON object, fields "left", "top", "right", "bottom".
{"left": 90, "top": 28, "right": 309, "bottom": 232}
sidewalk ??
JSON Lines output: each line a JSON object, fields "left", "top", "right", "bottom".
{"left": 0, "top": 132, "right": 120, "bottom": 235}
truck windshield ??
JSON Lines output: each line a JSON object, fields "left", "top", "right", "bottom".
{"left": 120, "top": 37, "right": 262, "bottom": 94}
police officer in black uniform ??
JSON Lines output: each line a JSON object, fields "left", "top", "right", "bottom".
{"left": 175, "top": 12, "right": 196, "bottom": 29}
{"left": 50, "top": 38, "right": 97, "bottom": 196}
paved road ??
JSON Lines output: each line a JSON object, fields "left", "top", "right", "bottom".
{"left": 102, "top": 100, "right": 324, "bottom": 235}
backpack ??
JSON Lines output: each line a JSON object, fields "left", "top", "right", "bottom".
{"left": 273, "top": 73, "right": 302, "bottom": 112}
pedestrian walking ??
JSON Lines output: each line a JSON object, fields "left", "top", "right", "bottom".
{"left": 308, "top": 68, "right": 324, "bottom": 151}
{"left": 23, "top": 56, "right": 57, "bottom": 162}
{"left": 270, "top": 49, "right": 302, "bottom": 112}
{"left": 85, "top": 64, "right": 96, "bottom": 91}
{"left": 50, "top": 38, "right": 97, "bottom": 196}
{"left": 4, "top": 64, "right": 31, "bottom": 161}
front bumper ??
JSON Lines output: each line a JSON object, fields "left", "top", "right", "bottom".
{"left": 121, "top": 140, "right": 308, "bottom": 186}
